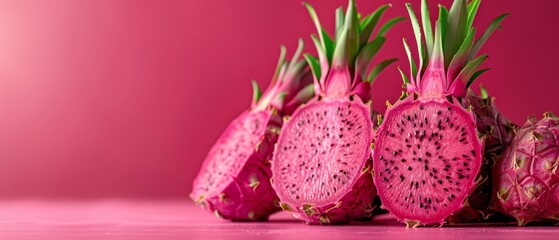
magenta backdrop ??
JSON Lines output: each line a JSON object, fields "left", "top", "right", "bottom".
{"left": 0, "top": 0, "right": 557, "bottom": 199}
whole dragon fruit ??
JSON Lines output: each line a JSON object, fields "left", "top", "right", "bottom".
{"left": 372, "top": 0, "right": 508, "bottom": 227}
{"left": 190, "top": 40, "right": 313, "bottom": 221}
{"left": 493, "top": 112, "right": 559, "bottom": 226}
{"left": 447, "top": 87, "right": 517, "bottom": 223}
{"left": 270, "top": 0, "right": 402, "bottom": 224}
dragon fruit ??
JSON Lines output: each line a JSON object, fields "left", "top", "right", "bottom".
{"left": 447, "top": 87, "right": 517, "bottom": 223}
{"left": 493, "top": 112, "right": 559, "bottom": 226}
{"left": 371, "top": 0, "right": 508, "bottom": 226}
{"left": 190, "top": 40, "right": 313, "bottom": 221}
{"left": 270, "top": 0, "right": 402, "bottom": 225}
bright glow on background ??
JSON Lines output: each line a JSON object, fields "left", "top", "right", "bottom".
{"left": 0, "top": 0, "right": 556, "bottom": 199}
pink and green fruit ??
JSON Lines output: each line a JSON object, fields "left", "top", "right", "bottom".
{"left": 190, "top": 40, "right": 313, "bottom": 221}
{"left": 372, "top": 0, "right": 508, "bottom": 226}
{"left": 271, "top": 0, "right": 402, "bottom": 224}
{"left": 493, "top": 112, "right": 559, "bottom": 226}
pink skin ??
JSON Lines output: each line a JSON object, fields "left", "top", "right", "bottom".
{"left": 493, "top": 114, "right": 559, "bottom": 226}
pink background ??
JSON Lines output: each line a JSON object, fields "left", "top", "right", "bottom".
{"left": 0, "top": 0, "right": 556, "bottom": 199}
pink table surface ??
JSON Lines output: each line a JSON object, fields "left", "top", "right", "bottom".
{"left": 0, "top": 200, "right": 556, "bottom": 240}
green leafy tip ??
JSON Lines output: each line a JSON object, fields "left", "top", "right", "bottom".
{"left": 304, "top": 0, "right": 403, "bottom": 91}
{"left": 251, "top": 80, "right": 262, "bottom": 106}
{"left": 253, "top": 40, "right": 310, "bottom": 111}
{"left": 401, "top": 0, "right": 509, "bottom": 92}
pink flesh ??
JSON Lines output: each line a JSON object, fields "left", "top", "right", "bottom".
{"left": 273, "top": 99, "right": 372, "bottom": 206}
{"left": 192, "top": 111, "right": 270, "bottom": 197}
{"left": 374, "top": 100, "right": 482, "bottom": 223}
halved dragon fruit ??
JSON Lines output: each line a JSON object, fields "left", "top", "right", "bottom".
{"left": 372, "top": 0, "right": 508, "bottom": 226}
{"left": 493, "top": 112, "right": 559, "bottom": 226}
{"left": 271, "top": 0, "right": 402, "bottom": 224}
{"left": 190, "top": 40, "right": 313, "bottom": 221}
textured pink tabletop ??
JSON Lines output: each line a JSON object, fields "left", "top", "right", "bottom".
{"left": 0, "top": 200, "right": 556, "bottom": 239}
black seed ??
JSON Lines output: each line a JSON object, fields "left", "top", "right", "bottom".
{"left": 400, "top": 175, "right": 405, "bottom": 182}
{"left": 471, "top": 150, "right": 476, "bottom": 156}
{"left": 408, "top": 166, "right": 412, "bottom": 171}
{"left": 444, "top": 188, "right": 449, "bottom": 192}
{"left": 426, "top": 152, "right": 432, "bottom": 157}
{"left": 417, "top": 144, "right": 421, "bottom": 149}
{"left": 401, "top": 159, "right": 407, "bottom": 163}
{"left": 438, "top": 180, "right": 443, "bottom": 184}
